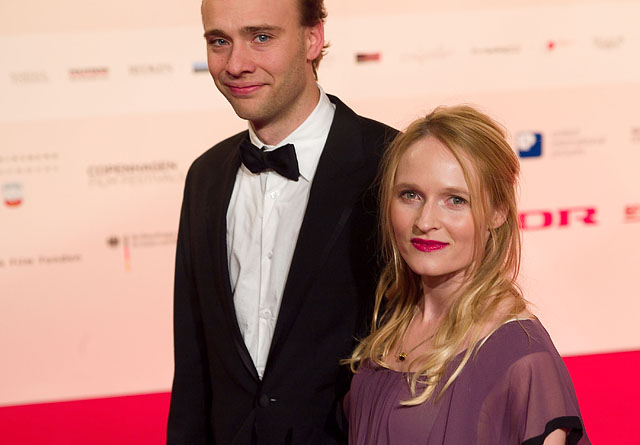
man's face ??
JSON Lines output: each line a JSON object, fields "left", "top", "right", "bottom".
{"left": 202, "top": 0, "right": 322, "bottom": 132}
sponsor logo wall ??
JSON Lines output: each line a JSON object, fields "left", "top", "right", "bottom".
{"left": 1, "top": 0, "right": 638, "bottom": 406}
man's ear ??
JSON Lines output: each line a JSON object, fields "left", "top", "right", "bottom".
{"left": 306, "top": 21, "right": 324, "bottom": 61}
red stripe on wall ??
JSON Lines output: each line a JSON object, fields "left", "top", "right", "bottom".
{"left": 0, "top": 350, "right": 637, "bottom": 444}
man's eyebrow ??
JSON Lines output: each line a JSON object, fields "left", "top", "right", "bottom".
{"left": 203, "top": 28, "right": 229, "bottom": 39}
{"left": 242, "top": 25, "right": 283, "bottom": 34}
{"left": 203, "top": 25, "right": 284, "bottom": 39}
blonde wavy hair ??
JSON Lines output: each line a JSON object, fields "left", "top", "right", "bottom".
{"left": 348, "top": 105, "right": 526, "bottom": 405}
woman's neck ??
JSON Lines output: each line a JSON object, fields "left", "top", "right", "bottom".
{"left": 419, "top": 271, "right": 465, "bottom": 322}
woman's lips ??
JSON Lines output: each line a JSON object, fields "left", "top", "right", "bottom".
{"left": 411, "top": 238, "right": 449, "bottom": 252}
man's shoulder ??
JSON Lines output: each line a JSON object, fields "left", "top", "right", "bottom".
{"left": 328, "top": 94, "right": 398, "bottom": 146}
{"left": 189, "top": 130, "right": 247, "bottom": 171}
{"left": 358, "top": 114, "right": 398, "bottom": 144}
{"left": 182, "top": 130, "right": 247, "bottom": 190}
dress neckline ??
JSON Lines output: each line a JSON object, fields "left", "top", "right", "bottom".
{"left": 370, "top": 318, "right": 538, "bottom": 374}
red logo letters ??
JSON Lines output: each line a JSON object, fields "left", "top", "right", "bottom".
{"left": 519, "top": 207, "right": 597, "bottom": 230}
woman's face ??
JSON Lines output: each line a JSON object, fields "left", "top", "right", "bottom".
{"left": 390, "top": 136, "right": 480, "bottom": 285}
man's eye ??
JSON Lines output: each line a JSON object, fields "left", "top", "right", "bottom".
{"left": 255, "top": 34, "right": 270, "bottom": 43}
{"left": 209, "top": 38, "right": 228, "bottom": 46}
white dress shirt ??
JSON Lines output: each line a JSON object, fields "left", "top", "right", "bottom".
{"left": 226, "top": 86, "right": 336, "bottom": 378}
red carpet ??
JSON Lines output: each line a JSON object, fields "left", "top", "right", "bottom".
{"left": 0, "top": 392, "right": 171, "bottom": 444}
{"left": 564, "top": 349, "right": 638, "bottom": 444}
{"left": 1, "top": 350, "right": 637, "bottom": 444}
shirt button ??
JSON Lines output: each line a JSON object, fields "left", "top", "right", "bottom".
{"left": 270, "top": 191, "right": 278, "bottom": 199}
{"left": 260, "top": 309, "right": 272, "bottom": 319}
{"left": 267, "top": 251, "right": 273, "bottom": 259}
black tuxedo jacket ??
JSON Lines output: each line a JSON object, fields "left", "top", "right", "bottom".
{"left": 167, "top": 95, "right": 397, "bottom": 444}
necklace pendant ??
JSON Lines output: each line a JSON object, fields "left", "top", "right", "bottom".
{"left": 398, "top": 352, "right": 407, "bottom": 361}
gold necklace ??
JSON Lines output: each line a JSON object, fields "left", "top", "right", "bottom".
{"left": 397, "top": 311, "right": 434, "bottom": 362}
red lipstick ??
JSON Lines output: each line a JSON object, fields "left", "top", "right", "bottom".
{"left": 411, "top": 238, "right": 448, "bottom": 252}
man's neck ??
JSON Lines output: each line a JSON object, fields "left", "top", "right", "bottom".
{"left": 251, "top": 83, "right": 321, "bottom": 146}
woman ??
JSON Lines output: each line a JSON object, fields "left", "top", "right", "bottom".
{"left": 345, "top": 105, "right": 589, "bottom": 444}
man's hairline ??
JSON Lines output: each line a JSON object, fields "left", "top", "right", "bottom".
{"left": 200, "top": 0, "right": 321, "bottom": 31}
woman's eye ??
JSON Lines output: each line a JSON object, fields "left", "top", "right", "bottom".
{"left": 449, "top": 196, "right": 467, "bottom": 206}
{"left": 401, "top": 191, "right": 419, "bottom": 200}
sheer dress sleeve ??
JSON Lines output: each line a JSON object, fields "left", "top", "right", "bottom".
{"left": 478, "top": 348, "right": 588, "bottom": 445}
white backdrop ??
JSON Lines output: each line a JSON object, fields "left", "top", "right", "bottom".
{"left": 1, "top": 0, "right": 639, "bottom": 406}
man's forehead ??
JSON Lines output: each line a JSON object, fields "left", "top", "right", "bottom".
{"left": 202, "top": 0, "right": 301, "bottom": 20}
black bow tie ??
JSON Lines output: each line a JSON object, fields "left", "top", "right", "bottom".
{"left": 239, "top": 137, "right": 300, "bottom": 181}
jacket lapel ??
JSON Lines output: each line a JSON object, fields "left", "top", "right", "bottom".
{"left": 204, "top": 131, "right": 261, "bottom": 382}
{"left": 265, "top": 96, "right": 371, "bottom": 369}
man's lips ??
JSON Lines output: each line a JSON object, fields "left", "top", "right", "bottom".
{"left": 411, "top": 238, "right": 449, "bottom": 252}
{"left": 226, "top": 83, "right": 263, "bottom": 96}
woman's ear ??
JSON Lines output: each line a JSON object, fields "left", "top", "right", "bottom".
{"left": 490, "top": 207, "right": 507, "bottom": 229}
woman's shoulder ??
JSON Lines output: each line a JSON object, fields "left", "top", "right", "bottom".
{"left": 471, "top": 319, "right": 589, "bottom": 444}
{"left": 473, "top": 317, "right": 562, "bottom": 371}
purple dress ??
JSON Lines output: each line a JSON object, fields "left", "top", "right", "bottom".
{"left": 345, "top": 319, "right": 590, "bottom": 444}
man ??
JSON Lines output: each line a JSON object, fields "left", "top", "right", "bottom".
{"left": 167, "top": 0, "right": 397, "bottom": 443}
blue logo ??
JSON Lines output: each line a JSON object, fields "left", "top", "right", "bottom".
{"left": 516, "top": 132, "right": 543, "bottom": 158}
{"left": 192, "top": 61, "right": 209, "bottom": 73}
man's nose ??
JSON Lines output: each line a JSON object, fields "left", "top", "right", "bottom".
{"left": 225, "top": 43, "right": 255, "bottom": 77}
